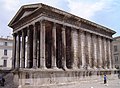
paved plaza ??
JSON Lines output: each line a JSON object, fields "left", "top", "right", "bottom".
{"left": 64, "top": 78, "right": 120, "bottom": 88}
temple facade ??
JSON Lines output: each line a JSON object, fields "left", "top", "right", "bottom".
{"left": 8, "top": 3, "right": 116, "bottom": 88}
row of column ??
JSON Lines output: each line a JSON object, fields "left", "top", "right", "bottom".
{"left": 12, "top": 20, "right": 113, "bottom": 70}
{"left": 79, "top": 31, "right": 113, "bottom": 69}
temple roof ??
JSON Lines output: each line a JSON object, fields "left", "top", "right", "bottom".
{"left": 8, "top": 3, "right": 116, "bottom": 34}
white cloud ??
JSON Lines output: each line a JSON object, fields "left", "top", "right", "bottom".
{"left": 67, "top": 0, "right": 114, "bottom": 19}
{"left": 0, "top": 0, "right": 117, "bottom": 37}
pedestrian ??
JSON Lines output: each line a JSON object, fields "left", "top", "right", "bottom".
{"left": 104, "top": 74, "right": 107, "bottom": 84}
{"left": 0, "top": 76, "right": 5, "bottom": 86}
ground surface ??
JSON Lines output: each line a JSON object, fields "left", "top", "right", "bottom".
{"left": 68, "top": 78, "right": 120, "bottom": 88}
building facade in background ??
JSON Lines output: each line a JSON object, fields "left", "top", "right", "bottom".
{"left": 8, "top": 3, "right": 116, "bottom": 88}
{"left": 112, "top": 36, "right": 120, "bottom": 69}
{"left": 0, "top": 37, "right": 13, "bottom": 69}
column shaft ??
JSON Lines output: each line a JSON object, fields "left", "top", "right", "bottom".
{"left": 33, "top": 25, "right": 37, "bottom": 68}
{"left": 21, "top": 30, "right": 26, "bottom": 68}
{"left": 93, "top": 34, "right": 97, "bottom": 69}
{"left": 104, "top": 38, "right": 107, "bottom": 69}
{"left": 108, "top": 39, "right": 112, "bottom": 69}
{"left": 27, "top": 28, "right": 32, "bottom": 68}
{"left": 110, "top": 40, "right": 114, "bottom": 68}
{"left": 87, "top": 33, "right": 92, "bottom": 69}
{"left": 98, "top": 36, "right": 103, "bottom": 69}
{"left": 51, "top": 23, "right": 57, "bottom": 69}
{"left": 71, "top": 29, "right": 78, "bottom": 69}
{"left": 78, "top": 30, "right": 82, "bottom": 68}
{"left": 16, "top": 34, "right": 21, "bottom": 68}
{"left": 12, "top": 34, "right": 17, "bottom": 69}
{"left": 81, "top": 31, "right": 86, "bottom": 69}
{"left": 40, "top": 20, "right": 46, "bottom": 69}
{"left": 61, "top": 26, "right": 67, "bottom": 69}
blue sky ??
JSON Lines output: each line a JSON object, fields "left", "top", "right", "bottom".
{"left": 0, "top": 0, "right": 120, "bottom": 37}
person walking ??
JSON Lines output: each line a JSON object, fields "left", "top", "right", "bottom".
{"left": 104, "top": 74, "right": 107, "bottom": 84}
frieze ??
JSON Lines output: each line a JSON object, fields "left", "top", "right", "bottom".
{"left": 80, "top": 22, "right": 112, "bottom": 37}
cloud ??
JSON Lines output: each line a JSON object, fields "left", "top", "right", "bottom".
{"left": 0, "top": 0, "right": 118, "bottom": 37}
{"left": 67, "top": 0, "right": 114, "bottom": 19}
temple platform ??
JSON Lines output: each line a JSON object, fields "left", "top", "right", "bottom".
{"left": 12, "top": 69, "right": 118, "bottom": 88}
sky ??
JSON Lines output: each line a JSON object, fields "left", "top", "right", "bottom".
{"left": 0, "top": 0, "right": 120, "bottom": 37}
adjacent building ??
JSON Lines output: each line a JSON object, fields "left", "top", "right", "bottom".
{"left": 0, "top": 37, "right": 13, "bottom": 69}
{"left": 8, "top": 3, "right": 116, "bottom": 88}
{"left": 112, "top": 36, "right": 120, "bottom": 69}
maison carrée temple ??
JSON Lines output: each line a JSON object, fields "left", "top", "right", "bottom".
{"left": 8, "top": 3, "right": 116, "bottom": 88}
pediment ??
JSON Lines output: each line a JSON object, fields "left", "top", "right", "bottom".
{"left": 8, "top": 4, "right": 41, "bottom": 27}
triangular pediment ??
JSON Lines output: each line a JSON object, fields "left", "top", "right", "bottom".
{"left": 8, "top": 3, "right": 42, "bottom": 27}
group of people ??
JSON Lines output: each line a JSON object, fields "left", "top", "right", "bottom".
{"left": 0, "top": 76, "right": 5, "bottom": 87}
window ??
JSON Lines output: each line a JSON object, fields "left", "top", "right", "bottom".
{"left": 4, "top": 49, "right": 7, "bottom": 55}
{"left": 114, "top": 45, "right": 118, "bottom": 52}
{"left": 3, "top": 60, "right": 7, "bottom": 67}
{"left": 4, "top": 42, "right": 7, "bottom": 46}
{"left": 115, "top": 55, "right": 119, "bottom": 63}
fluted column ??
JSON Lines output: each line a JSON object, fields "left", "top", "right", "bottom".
{"left": 51, "top": 23, "right": 57, "bottom": 69}
{"left": 98, "top": 36, "right": 103, "bottom": 69}
{"left": 96, "top": 36, "right": 99, "bottom": 68}
{"left": 27, "top": 28, "right": 31, "bottom": 68}
{"left": 103, "top": 38, "right": 107, "bottom": 69}
{"left": 106, "top": 39, "right": 109, "bottom": 69}
{"left": 21, "top": 30, "right": 26, "bottom": 68}
{"left": 33, "top": 24, "right": 37, "bottom": 68}
{"left": 27, "top": 27, "right": 33, "bottom": 68}
{"left": 61, "top": 26, "right": 67, "bottom": 69}
{"left": 110, "top": 40, "right": 114, "bottom": 69}
{"left": 108, "top": 39, "right": 112, "bottom": 69}
{"left": 87, "top": 33, "right": 92, "bottom": 69}
{"left": 80, "top": 31, "right": 86, "bottom": 69}
{"left": 78, "top": 30, "right": 82, "bottom": 68}
{"left": 71, "top": 29, "right": 79, "bottom": 69}
{"left": 93, "top": 34, "right": 97, "bottom": 69}
{"left": 40, "top": 20, "right": 46, "bottom": 69}
{"left": 12, "top": 34, "right": 17, "bottom": 69}
{"left": 16, "top": 33, "right": 21, "bottom": 68}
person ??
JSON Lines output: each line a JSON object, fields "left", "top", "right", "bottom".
{"left": 0, "top": 76, "right": 5, "bottom": 86}
{"left": 104, "top": 74, "right": 107, "bottom": 84}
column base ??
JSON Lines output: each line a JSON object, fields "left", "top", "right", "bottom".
{"left": 87, "top": 66, "right": 93, "bottom": 70}
{"left": 61, "top": 66, "right": 68, "bottom": 71}
{"left": 32, "top": 66, "right": 38, "bottom": 69}
{"left": 51, "top": 66, "right": 58, "bottom": 69}
{"left": 39, "top": 66, "right": 47, "bottom": 69}
{"left": 80, "top": 66, "right": 86, "bottom": 70}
